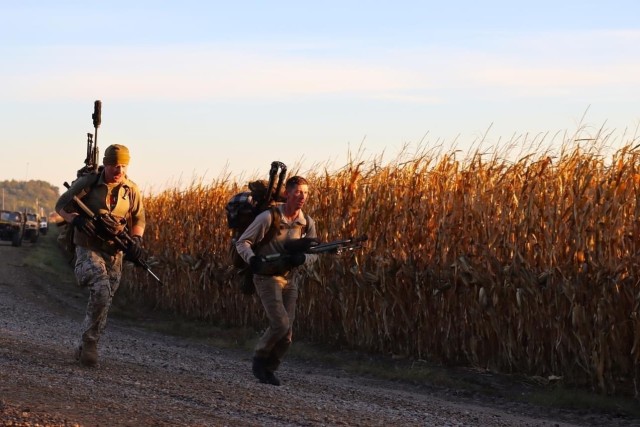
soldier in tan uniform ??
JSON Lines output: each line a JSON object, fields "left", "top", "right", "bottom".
{"left": 56, "top": 144, "right": 145, "bottom": 367}
{"left": 236, "top": 176, "right": 318, "bottom": 385}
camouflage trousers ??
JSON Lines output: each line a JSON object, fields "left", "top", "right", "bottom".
{"left": 74, "top": 246, "right": 123, "bottom": 346}
{"left": 253, "top": 273, "right": 299, "bottom": 372}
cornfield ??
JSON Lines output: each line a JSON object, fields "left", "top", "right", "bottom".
{"left": 123, "top": 135, "right": 640, "bottom": 395}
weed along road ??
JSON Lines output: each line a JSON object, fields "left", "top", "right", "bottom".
{"left": 0, "top": 233, "right": 636, "bottom": 426}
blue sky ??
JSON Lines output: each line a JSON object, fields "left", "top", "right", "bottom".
{"left": 1, "top": 1, "right": 639, "bottom": 194}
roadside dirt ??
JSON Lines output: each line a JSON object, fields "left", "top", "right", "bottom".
{"left": 0, "top": 238, "right": 638, "bottom": 427}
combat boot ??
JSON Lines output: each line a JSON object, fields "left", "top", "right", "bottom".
{"left": 252, "top": 356, "right": 269, "bottom": 383}
{"left": 264, "top": 354, "right": 281, "bottom": 386}
{"left": 264, "top": 370, "right": 281, "bottom": 386}
{"left": 78, "top": 340, "right": 98, "bottom": 367}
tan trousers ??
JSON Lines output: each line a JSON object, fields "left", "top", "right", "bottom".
{"left": 253, "top": 273, "right": 298, "bottom": 371}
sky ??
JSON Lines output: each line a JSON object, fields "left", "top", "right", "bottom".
{"left": 1, "top": 1, "right": 639, "bottom": 195}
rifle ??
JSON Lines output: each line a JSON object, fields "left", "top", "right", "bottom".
{"left": 63, "top": 182, "right": 163, "bottom": 286}
{"left": 252, "top": 235, "right": 368, "bottom": 275}
{"left": 279, "top": 234, "right": 368, "bottom": 257}
{"left": 78, "top": 100, "right": 102, "bottom": 177}
{"left": 307, "top": 235, "right": 368, "bottom": 255}
{"left": 270, "top": 161, "right": 287, "bottom": 203}
{"left": 257, "top": 161, "right": 287, "bottom": 210}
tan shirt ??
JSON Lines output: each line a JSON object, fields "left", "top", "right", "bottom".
{"left": 55, "top": 171, "right": 145, "bottom": 252}
{"left": 236, "top": 204, "right": 317, "bottom": 265}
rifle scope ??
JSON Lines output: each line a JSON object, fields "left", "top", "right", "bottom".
{"left": 92, "top": 100, "right": 102, "bottom": 128}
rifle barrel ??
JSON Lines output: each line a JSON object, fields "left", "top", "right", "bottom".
{"left": 307, "top": 235, "right": 368, "bottom": 254}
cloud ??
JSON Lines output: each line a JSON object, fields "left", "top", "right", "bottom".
{"left": 2, "top": 29, "right": 639, "bottom": 103}
{"left": 389, "top": 29, "right": 640, "bottom": 98}
{"left": 1, "top": 44, "right": 420, "bottom": 101}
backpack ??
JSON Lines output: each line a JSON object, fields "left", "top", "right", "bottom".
{"left": 57, "top": 172, "right": 102, "bottom": 260}
{"left": 226, "top": 188, "right": 283, "bottom": 266}
{"left": 226, "top": 162, "right": 288, "bottom": 294}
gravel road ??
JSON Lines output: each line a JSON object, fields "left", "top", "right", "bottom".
{"left": 0, "top": 238, "right": 636, "bottom": 426}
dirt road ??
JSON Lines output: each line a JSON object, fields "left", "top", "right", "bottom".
{"left": 0, "top": 238, "right": 635, "bottom": 426}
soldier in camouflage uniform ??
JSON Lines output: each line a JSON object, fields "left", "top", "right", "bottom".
{"left": 56, "top": 144, "right": 145, "bottom": 367}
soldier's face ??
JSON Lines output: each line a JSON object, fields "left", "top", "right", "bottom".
{"left": 286, "top": 184, "right": 309, "bottom": 210}
{"left": 104, "top": 164, "right": 127, "bottom": 184}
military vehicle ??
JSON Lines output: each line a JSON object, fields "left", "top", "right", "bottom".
{"left": 39, "top": 217, "right": 48, "bottom": 235}
{"left": 0, "top": 210, "right": 24, "bottom": 246}
{"left": 24, "top": 212, "right": 39, "bottom": 243}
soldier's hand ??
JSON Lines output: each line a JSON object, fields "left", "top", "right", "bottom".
{"left": 125, "top": 235, "right": 144, "bottom": 262}
{"left": 72, "top": 215, "right": 97, "bottom": 238}
{"left": 249, "top": 255, "right": 265, "bottom": 274}
{"left": 288, "top": 252, "right": 306, "bottom": 268}
{"left": 284, "top": 237, "right": 320, "bottom": 254}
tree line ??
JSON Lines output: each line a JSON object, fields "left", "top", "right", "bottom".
{"left": 0, "top": 180, "right": 60, "bottom": 216}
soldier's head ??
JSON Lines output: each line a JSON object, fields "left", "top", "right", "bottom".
{"left": 103, "top": 144, "right": 130, "bottom": 184}
{"left": 284, "top": 176, "right": 309, "bottom": 211}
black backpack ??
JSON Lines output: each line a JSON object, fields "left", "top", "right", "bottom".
{"left": 57, "top": 171, "right": 102, "bottom": 258}
{"left": 225, "top": 162, "right": 287, "bottom": 293}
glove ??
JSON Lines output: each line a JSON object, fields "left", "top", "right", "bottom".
{"left": 72, "top": 215, "right": 97, "bottom": 238}
{"left": 284, "top": 237, "right": 320, "bottom": 254}
{"left": 125, "top": 235, "right": 144, "bottom": 262}
{"left": 288, "top": 252, "right": 306, "bottom": 268}
{"left": 249, "top": 255, "right": 265, "bottom": 274}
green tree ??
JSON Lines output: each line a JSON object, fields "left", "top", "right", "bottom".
{"left": 0, "top": 180, "right": 60, "bottom": 216}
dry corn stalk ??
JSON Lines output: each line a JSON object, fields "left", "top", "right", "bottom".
{"left": 120, "top": 139, "right": 640, "bottom": 394}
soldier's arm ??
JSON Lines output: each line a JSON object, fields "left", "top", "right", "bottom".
{"left": 128, "top": 185, "right": 146, "bottom": 238}
{"left": 303, "top": 215, "right": 319, "bottom": 265}
{"left": 235, "top": 211, "right": 272, "bottom": 264}
{"left": 55, "top": 177, "right": 91, "bottom": 224}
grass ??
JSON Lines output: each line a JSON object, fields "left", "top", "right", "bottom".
{"left": 113, "top": 307, "right": 259, "bottom": 351}
{"left": 528, "top": 386, "right": 640, "bottom": 418}
{"left": 287, "top": 340, "right": 640, "bottom": 420}
{"left": 288, "top": 340, "right": 485, "bottom": 390}
{"left": 21, "top": 226, "right": 76, "bottom": 285}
